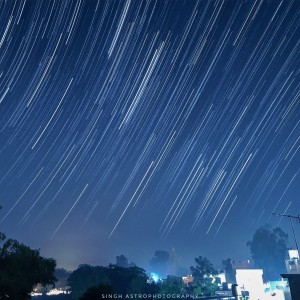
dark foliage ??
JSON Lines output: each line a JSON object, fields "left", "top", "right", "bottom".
{"left": 190, "top": 256, "right": 218, "bottom": 296}
{"left": 158, "top": 275, "right": 185, "bottom": 294}
{"left": 79, "top": 284, "right": 112, "bottom": 300}
{"left": 0, "top": 236, "right": 57, "bottom": 300}
{"left": 68, "top": 263, "right": 157, "bottom": 299}
{"left": 115, "top": 254, "right": 136, "bottom": 268}
{"left": 67, "top": 264, "right": 109, "bottom": 299}
{"left": 247, "top": 225, "right": 288, "bottom": 281}
{"left": 34, "top": 295, "right": 71, "bottom": 300}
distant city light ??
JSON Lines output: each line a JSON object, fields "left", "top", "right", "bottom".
{"left": 150, "top": 272, "right": 160, "bottom": 283}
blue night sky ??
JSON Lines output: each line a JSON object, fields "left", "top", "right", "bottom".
{"left": 0, "top": 0, "right": 299, "bottom": 271}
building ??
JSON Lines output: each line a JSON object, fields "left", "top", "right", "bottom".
{"left": 235, "top": 269, "right": 264, "bottom": 299}
{"left": 223, "top": 258, "right": 251, "bottom": 283}
{"left": 285, "top": 249, "right": 300, "bottom": 274}
{"left": 282, "top": 249, "right": 300, "bottom": 300}
{"left": 182, "top": 275, "right": 193, "bottom": 286}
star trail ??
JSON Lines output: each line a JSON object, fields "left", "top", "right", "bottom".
{"left": 0, "top": 0, "right": 299, "bottom": 269}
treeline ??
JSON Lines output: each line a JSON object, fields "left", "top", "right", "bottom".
{"left": 0, "top": 225, "right": 218, "bottom": 300}
{"left": 66, "top": 254, "right": 219, "bottom": 300}
{"left": 68, "top": 264, "right": 157, "bottom": 299}
{"left": 0, "top": 205, "right": 289, "bottom": 300}
{"left": 0, "top": 232, "right": 56, "bottom": 299}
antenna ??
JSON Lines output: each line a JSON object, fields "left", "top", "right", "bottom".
{"left": 272, "top": 212, "right": 300, "bottom": 252}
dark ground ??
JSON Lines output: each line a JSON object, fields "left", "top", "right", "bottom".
{"left": 33, "top": 295, "right": 236, "bottom": 300}
{"left": 34, "top": 295, "right": 72, "bottom": 300}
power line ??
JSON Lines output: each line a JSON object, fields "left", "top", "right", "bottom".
{"left": 272, "top": 212, "right": 300, "bottom": 252}
{"left": 272, "top": 213, "right": 300, "bottom": 221}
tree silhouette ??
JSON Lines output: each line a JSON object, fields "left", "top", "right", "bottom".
{"left": 158, "top": 275, "right": 185, "bottom": 294}
{"left": 190, "top": 256, "right": 218, "bottom": 296}
{"left": 115, "top": 254, "right": 136, "bottom": 268}
{"left": 247, "top": 225, "right": 288, "bottom": 281}
{"left": 79, "top": 284, "right": 112, "bottom": 300}
{"left": 68, "top": 263, "right": 157, "bottom": 299}
{"left": 0, "top": 206, "right": 57, "bottom": 299}
{"left": 107, "top": 264, "right": 149, "bottom": 295}
{"left": 68, "top": 264, "right": 110, "bottom": 299}
{"left": 0, "top": 238, "right": 57, "bottom": 299}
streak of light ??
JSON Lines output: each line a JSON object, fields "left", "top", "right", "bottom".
{"left": 50, "top": 184, "right": 88, "bottom": 240}
{"left": 1, "top": 168, "right": 44, "bottom": 223}
{"left": 32, "top": 78, "right": 73, "bottom": 149}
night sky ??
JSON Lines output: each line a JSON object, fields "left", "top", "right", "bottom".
{"left": 0, "top": 0, "right": 299, "bottom": 272}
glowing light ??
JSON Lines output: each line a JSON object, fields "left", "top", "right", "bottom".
{"left": 150, "top": 272, "right": 160, "bottom": 283}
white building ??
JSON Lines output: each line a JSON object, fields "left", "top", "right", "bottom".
{"left": 285, "top": 249, "right": 300, "bottom": 273}
{"left": 235, "top": 269, "right": 264, "bottom": 299}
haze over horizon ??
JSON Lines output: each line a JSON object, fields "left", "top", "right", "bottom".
{"left": 0, "top": 0, "right": 299, "bottom": 272}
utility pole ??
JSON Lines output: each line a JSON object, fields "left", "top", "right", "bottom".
{"left": 272, "top": 212, "right": 300, "bottom": 252}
